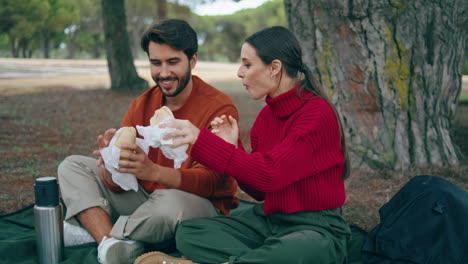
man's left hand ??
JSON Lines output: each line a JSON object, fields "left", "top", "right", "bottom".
{"left": 117, "top": 144, "right": 159, "bottom": 182}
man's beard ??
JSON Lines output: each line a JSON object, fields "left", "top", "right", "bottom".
{"left": 155, "top": 66, "right": 192, "bottom": 98}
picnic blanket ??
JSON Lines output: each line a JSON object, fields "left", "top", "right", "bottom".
{"left": 0, "top": 201, "right": 366, "bottom": 264}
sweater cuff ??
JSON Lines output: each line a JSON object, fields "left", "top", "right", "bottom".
{"left": 103, "top": 178, "right": 125, "bottom": 193}
{"left": 177, "top": 168, "right": 197, "bottom": 193}
{"left": 192, "top": 128, "right": 236, "bottom": 174}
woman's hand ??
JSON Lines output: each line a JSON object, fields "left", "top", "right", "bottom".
{"left": 160, "top": 119, "right": 200, "bottom": 148}
{"left": 211, "top": 115, "right": 239, "bottom": 147}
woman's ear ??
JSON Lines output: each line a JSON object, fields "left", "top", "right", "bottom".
{"left": 270, "top": 59, "right": 282, "bottom": 77}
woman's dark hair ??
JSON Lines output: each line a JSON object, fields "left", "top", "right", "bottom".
{"left": 141, "top": 19, "right": 198, "bottom": 60}
{"left": 245, "top": 26, "right": 350, "bottom": 180}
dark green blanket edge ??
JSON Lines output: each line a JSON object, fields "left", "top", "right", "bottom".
{"left": 0, "top": 202, "right": 366, "bottom": 264}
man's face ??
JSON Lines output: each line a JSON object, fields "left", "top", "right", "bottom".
{"left": 148, "top": 42, "right": 197, "bottom": 97}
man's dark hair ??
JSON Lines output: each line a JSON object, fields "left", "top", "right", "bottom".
{"left": 141, "top": 19, "right": 198, "bottom": 60}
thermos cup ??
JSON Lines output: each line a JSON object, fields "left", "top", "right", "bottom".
{"left": 34, "top": 177, "right": 64, "bottom": 264}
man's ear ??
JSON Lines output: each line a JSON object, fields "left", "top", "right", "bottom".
{"left": 190, "top": 52, "right": 198, "bottom": 69}
{"left": 271, "top": 59, "right": 282, "bottom": 76}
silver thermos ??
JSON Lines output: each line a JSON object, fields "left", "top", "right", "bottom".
{"left": 34, "top": 177, "right": 64, "bottom": 264}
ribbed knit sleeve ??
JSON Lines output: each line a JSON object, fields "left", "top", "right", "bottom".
{"left": 194, "top": 106, "right": 342, "bottom": 192}
{"left": 192, "top": 128, "right": 237, "bottom": 173}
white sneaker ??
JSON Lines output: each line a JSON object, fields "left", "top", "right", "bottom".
{"left": 97, "top": 236, "right": 144, "bottom": 264}
{"left": 63, "top": 221, "right": 95, "bottom": 247}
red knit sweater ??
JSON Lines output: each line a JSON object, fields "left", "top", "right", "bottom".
{"left": 192, "top": 87, "right": 346, "bottom": 214}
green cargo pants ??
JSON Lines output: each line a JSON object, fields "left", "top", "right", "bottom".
{"left": 176, "top": 202, "right": 351, "bottom": 264}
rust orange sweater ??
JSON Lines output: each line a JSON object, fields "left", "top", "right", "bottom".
{"left": 111, "top": 75, "right": 239, "bottom": 215}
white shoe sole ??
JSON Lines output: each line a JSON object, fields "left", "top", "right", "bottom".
{"left": 100, "top": 240, "right": 144, "bottom": 264}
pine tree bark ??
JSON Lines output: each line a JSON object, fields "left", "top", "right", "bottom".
{"left": 101, "top": 0, "right": 148, "bottom": 91}
{"left": 284, "top": 0, "right": 467, "bottom": 170}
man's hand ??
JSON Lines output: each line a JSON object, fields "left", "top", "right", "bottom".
{"left": 92, "top": 128, "right": 118, "bottom": 187}
{"left": 93, "top": 128, "right": 117, "bottom": 166}
{"left": 211, "top": 115, "right": 239, "bottom": 147}
{"left": 117, "top": 144, "right": 159, "bottom": 182}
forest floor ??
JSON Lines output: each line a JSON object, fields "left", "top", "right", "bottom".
{"left": 0, "top": 59, "right": 467, "bottom": 232}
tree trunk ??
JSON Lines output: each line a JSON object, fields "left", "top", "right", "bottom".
{"left": 20, "top": 39, "right": 29, "bottom": 58}
{"left": 41, "top": 31, "right": 50, "bottom": 59}
{"left": 284, "top": 0, "right": 466, "bottom": 171}
{"left": 130, "top": 18, "right": 144, "bottom": 60}
{"left": 101, "top": 0, "right": 148, "bottom": 91}
{"left": 67, "top": 30, "right": 77, "bottom": 59}
{"left": 10, "top": 38, "right": 19, "bottom": 58}
{"left": 156, "top": 0, "right": 167, "bottom": 19}
{"left": 92, "top": 33, "right": 102, "bottom": 59}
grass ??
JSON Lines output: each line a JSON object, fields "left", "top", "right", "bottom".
{"left": 460, "top": 90, "right": 468, "bottom": 103}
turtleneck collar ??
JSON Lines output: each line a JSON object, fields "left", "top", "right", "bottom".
{"left": 265, "top": 84, "right": 315, "bottom": 118}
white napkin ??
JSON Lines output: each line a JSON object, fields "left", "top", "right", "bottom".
{"left": 136, "top": 117, "right": 188, "bottom": 169}
{"left": 100, "top": 127, "right": 149, "bottom": 192}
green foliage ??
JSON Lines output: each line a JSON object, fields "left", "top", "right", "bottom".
{"left": 0, "top": 34, "right": 9, "bottom": 56}
{"left": 126, "top": 0, "right": 194, "bottom": 59}
{"left": 43, "top": 0, "right": 80, "bottom": 32}
{"left": 231, "top": 0, "right": 287, "bottom": 36}
{"left": 194, "top": 0, "right": 287, "bottom": 62}
{"left": 460, "top": 91, "right": 468, "bottom": 103}
{"left": 0, "top": 0, "right": 80, "bottom": 57}
{"left": 0, "top": 0, "right": 286, "bottom": 60}
{"left": 0, "top": 0, "right": 48, "bottom": 38}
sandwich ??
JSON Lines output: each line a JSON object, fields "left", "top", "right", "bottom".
{"left": 114, "top": 127, "right": 136, "bottom": 154}
{"left": 150, "top": 106, "right": 174, "bottom": 126}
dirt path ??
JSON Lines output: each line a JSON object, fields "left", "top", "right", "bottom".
{"left": 463, "top": 75, "right": 468, "bottom": 92}
{"left": 0, "top": 58, "right": 239, "bottom": 95}
{"left": 1, "top": 58, "right": 467, "bottom": 96}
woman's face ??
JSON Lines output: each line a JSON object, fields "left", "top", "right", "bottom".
{"left": 237, "top": 43, "right": 276, "bottom": 100}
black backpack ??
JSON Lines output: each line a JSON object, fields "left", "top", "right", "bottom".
{"left": 362, "top": 175, "right": 468, "bottom": 264}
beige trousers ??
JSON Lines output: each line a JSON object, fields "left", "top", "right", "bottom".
{"left": 57, "top": 155, "right": 218, "bottom": 244}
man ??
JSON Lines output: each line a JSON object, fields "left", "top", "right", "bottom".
{"left": 57, "top": 19, "right": 240, "bottom": 264}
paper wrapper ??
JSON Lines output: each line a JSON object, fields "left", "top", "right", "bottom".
{"left": 136, "top": 116, "right": 188, "bottom": 169}
{"left": 100, "top": 127, "right": 149, "bottom": 192}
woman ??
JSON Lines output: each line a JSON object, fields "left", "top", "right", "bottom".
{"left": 139, "top": 26, "right": 351, "bottom": 264}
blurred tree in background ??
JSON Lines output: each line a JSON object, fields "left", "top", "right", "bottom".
{"left": 193, "top": 0, "right": 286, "bottom": 62}
{"left": 0, "top": 0, "right": 81, "bottom": 58}
{"left": 38, "top": 0, "right": 80, "bottom": 58}
{"left": 64, "top": 0, "right": 101, "bottom": 59}
{"left": 0, "top": 0, "right": 286, "bottom": 61}
{"left": 101, "top": 0, "right": 148, "bottom": 91}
